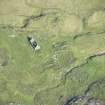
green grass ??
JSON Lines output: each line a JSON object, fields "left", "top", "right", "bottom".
{"left": 0, "top": 0, "right": 105, "bottom": 105}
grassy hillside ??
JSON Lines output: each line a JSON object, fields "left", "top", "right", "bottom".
{"left": 0, "top": 0, "right": 105, "bottom": 105}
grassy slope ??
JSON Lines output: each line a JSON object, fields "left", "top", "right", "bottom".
{"left": 0, "top": 0, "right": 105, "bottom": 105}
